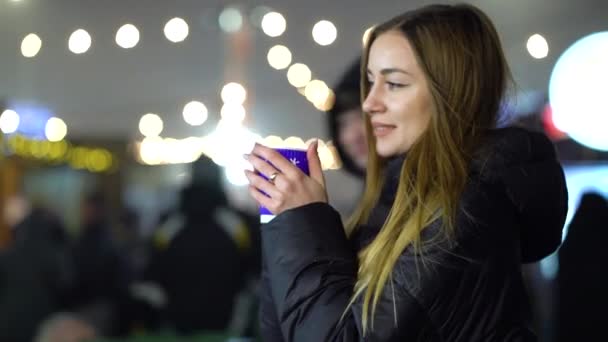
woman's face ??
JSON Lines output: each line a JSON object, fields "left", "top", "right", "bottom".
{"left": 363, "top": 30, "right": 434, "bottom": 158}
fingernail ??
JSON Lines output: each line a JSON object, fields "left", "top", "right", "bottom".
{"left": 243, "top": 154, "right": 250, "bottom": 160}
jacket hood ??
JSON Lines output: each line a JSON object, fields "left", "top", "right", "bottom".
{"left": 471, "top": 127, "right": 568, "bottom": 262}
{"left": 379, "top": 127, "right": 568, "bottom": 263}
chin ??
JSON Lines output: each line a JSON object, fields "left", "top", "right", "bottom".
{"left": 375, "top": 146, "right": 397, "bottom": 158}
{"left": 376, "top": 141, "right": 410, "bottom": 158}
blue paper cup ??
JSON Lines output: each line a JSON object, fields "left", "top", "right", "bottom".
{"left": 259, "top": 148, "right": 309, "bottom": 223}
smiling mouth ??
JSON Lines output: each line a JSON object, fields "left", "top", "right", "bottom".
{"left": 372, "top": 124, "right": 396, "bottom": 137}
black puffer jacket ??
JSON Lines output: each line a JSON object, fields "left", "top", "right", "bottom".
{"left": 259, "top": 127, "right": 568, "bottom": 341}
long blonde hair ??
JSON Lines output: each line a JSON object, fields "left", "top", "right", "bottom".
{"left": 345, "top": 4, "right": 512, "bottom": 332}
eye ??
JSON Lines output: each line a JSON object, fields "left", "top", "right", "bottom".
{"left": 387, "top": 82, "right": 406, "bottom": 90}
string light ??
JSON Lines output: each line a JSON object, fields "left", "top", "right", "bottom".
{"left": 1, "top": 134, "right": 115, "bottom": 173}
{"left": 116, "top": 24, "right": 140, "bottom": 49}
{"left": 21, "top": 33, "right": 42, "bottom": 58}
{"left": 312, "top": 20, "right": 338, "bottom": 46}
{"left": 164, "top": 17, "right": 189, "bottom": 43}
{"left": 68, "top": 29, "right": 92, "bottom": 54}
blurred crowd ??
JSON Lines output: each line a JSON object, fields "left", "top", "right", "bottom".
{"left": 0, "top": 155, "right": 261, "bottom": 342}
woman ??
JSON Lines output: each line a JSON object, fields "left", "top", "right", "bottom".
{"left": 245, "top": 4, "right": 567, "bottom": 341}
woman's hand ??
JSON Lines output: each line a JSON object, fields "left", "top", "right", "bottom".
{"left": 245, "top": 140, "right": 328, "bottom": 215}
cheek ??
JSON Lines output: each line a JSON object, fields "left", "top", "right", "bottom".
{"left": 338, "top": 123, "right": 358, "bottom": 144}
{"left": 390, "top": 98, "right": 416, "bottom": 126}
{"left": 394, "top": 92, "right": 433, "bottom": 131}
{"left": 418, "top": 96, "right": 434, "bottom": 131}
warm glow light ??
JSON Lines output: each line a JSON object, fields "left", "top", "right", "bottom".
{"left": 221, "top": 82, "right": 247, "bottom": 105}
{"left": 87, "top": 149, "right": 113, "bottom": 172}
{"left": 205, "top": 121, "right": 260, "bottom": 168}
{"left": 183, "top": 101, "right": 208, "bottom": 126}
{"left": 267, "top": 45, "right": 292, "bottom": 70}
{"left": 225, "top": 164, "right": 250, "bottom": 186}
{"left": 283, "top": 136, "right": 306, "bottom": 149}
{"left": 139, "top": 113, "right": 164, "bottom": 137}
{"left": 21, "top": 33, "right": 42, "bottom": 58}
{"left": 314, "top": 89, "right": 335, "bottom": 111}
{"left": 116, "top": 24, "right": 140, "bottom": 49}
{"left": 47, "top": 140, "right": 68, "bottom": 160}
{"left": 45, "top": 117, "right": 68, "bottom": 142}
{"left": 305, "top": 80, "right": 331, "bottom": 105}
{"left": 318, "top": 145, "right": 335, "bottom": 170}
{"left": 164, "top": 17, "right": 189, "bottom": 43}
{"left": 261, "top": 12, "right": 286, "bottom": 37}
{"left": 139, "top": 137, "right": 165, "bottom": 165}
{"left": 220, "top": 104, "right": 246, "bottom": 124}
{"left": 0, "top": 110, "right": 20, "bottom": 134}
{"left": 312, "top": 20, "right": 338, "bottom": 46}
{"left": 325, "top": 143, "right": 342, "bottom": 169}
{"left": 219, "top": 7, "right": 243, "bottom": 33}
{"left": 287, "top": 63, "right": 312, "bottom": 88}
{"left": 263, "top": 135, "right": 283, "bottom": 148}
{"left": 68, "top": 29, "right": 92, "bottom": 54}
{"left": 527, "top": 34, "right": 549, "bottom": 59}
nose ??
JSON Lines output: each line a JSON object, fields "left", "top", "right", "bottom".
{"left": 362, "top": 84, "right": 385, "bottom": 116}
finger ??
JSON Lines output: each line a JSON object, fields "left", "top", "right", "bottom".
{"left": 307, "top": 140, "right": 326, "bottom": 188}
{"left": 248, "top": 186, "right": 276, "bottom": 212}
{"left": 251, "top": 143, "right": 301, "bottom": 178}
{"left": 245, "top": 153, "right": 281, "bottom": 180}
{"left": 244, "top": 170, "right": 282, "bottom": 198}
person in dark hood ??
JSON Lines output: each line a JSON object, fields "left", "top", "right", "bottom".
{"left": 0, "top": 196, "right": 73, "bottom": 342}
{"left": 143, "top": 155, "right": 260, "bottom": 335}
{"left": 327, "top": 59, "right": 368, "bottom": 178}
{"left": 557, "top": 192, "right": 608, "bottom": 341}
{"left": 245, "top": 4, "right": 568, "bottom": 341}
{"left": 66, "top": 192, "right": 131, "bottom": 336}
{"left": 326, "top": 59, "right": 370, "bottom": 219}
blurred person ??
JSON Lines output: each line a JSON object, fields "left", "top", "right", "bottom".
{"left": 3, "top": 194, "right": 31, "bottom": 229}
{"left": 327, "top": 58, "right": 368, "bottom": 178}
{"left": 325, "top": 58, "right": 369, "bottom": 219}
{"left": 115, "top": 207, "right": 146, "bottom": 276}
{"left": 557, "top": 192, "right": 608, "bottom": 341}
{"left": 142, "top": 155, "right": 260, "bottom": 335}
{"left": 246, "top": 4, "right": 568, "bottom": 341}
{"left": 0, "top": 195, "right": 73, "bottom": 342}
{"left": 67, "top": 191, "right": 131, "bottom": 336}
{"left": 35, "top": 313, "right": 97, "bottom": 342}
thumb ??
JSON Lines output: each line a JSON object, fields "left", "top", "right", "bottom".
{"left": 307, "top": 140, "right": 326, "bottom": 188}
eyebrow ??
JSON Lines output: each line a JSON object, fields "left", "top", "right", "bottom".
{"left": 367, "top": 68, "right": 412, "bottom": 77}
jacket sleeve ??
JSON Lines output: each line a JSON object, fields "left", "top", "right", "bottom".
{"left": 259, "top": 256, "right": 285, "bottom": 342}
{"left": 261, "top": 202, "right": 441, "bottom": 341}
{"left": 261, "top": 202, "right": 363, "bottom": 341}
